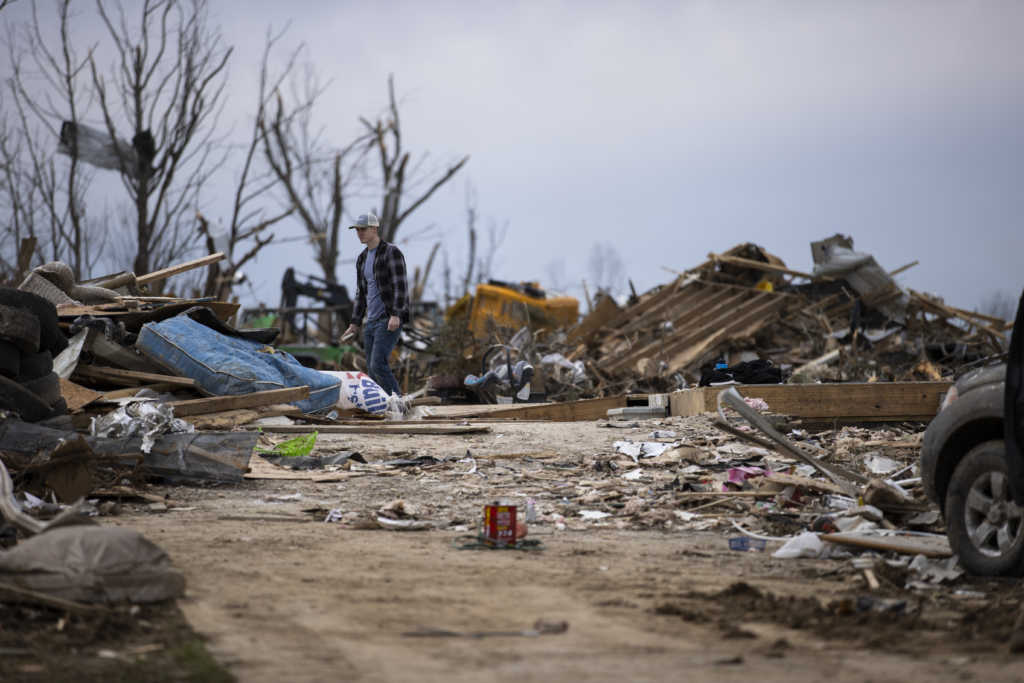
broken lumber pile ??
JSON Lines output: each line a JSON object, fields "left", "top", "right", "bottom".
{"left": 418, "top": 235, "right": 1009, "bottom": 403}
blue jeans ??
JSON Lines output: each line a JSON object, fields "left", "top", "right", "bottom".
{"left": 363, "top": 317, "right": 401, "bottom": 396}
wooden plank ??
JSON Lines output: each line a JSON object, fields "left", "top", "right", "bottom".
{"left": 74, "top": 364, "right": 197, "bottom": 387}
{"left": 56, "top": 301, "right": 239, "bottom": 327}
{"left": 669, "top": 389, "right": 706, "bottom": 419}
{"left": 888, "top": 260, "right": 919, "bottom": 277}
{"left": 186, "top": 404, "right": 303, "bottom": 430}
{"left": 58, "top": 377, "right": 103, "bottom": 412}
{"left": 253, "top": 424, "right": 492, "bottom": 435}
{"left": 709, "top": 252, "right": 829, "bottom": 281}
{"left": 136, "top": 252, "right": 225, "bottom": 285}
{"left": 169, "top": 386, "right": 310, "bottom": 417}
{"left": 424, "top": 396, "right": 628, "bottom": 422}
{"left": 669, "top": 382, "right": 951, "bottom": 420}
{"left": 821, "top": 532, "right": 951, "bottom": 558}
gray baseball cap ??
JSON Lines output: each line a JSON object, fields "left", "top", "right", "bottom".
{"left": 348, "top": 213, "right": 380, "bottom": 229}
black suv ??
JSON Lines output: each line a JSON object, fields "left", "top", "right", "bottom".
{"left": 920, "top": 290, "right": 1024, "bottom": 576}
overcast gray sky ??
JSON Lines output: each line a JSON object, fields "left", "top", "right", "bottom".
{"left": 5, "top": 1, "right": 1024, "bottom": 313}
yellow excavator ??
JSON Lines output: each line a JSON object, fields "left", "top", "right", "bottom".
{"left": 446, "top": 280, "right": 578, "bottom": 340}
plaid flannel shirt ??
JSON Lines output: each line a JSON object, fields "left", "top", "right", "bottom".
{"left": 352, "top": 240, "right": 410, "bottom": 325}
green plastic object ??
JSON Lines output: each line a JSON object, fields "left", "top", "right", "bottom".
{"left": 256, "top": 431, "right": 318, "bottom": 458}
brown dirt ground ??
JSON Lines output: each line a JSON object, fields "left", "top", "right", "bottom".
{"left": 7, "top": 417, "right": 1024, "bottom": 682}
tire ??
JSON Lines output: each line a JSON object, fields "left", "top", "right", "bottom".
{"left": 0, "top": 287, "right": 67, "bottom": 355}
{"left": 0, "top": 374, "right": 51, "bottom": 422}
{"left": 16, "top": 349, "right": 53, "bottom": 381}
{"left": 0, "top": 340, "right": 19, "bottom": 378}
{"left": 945, "top": 440, "right": 1024, "bottom": 576}
{"left": 0, "top": 303, "right": 40, "bottom": 353}
{"left": 22, "top": 371, "right": 62, "bottom": 407}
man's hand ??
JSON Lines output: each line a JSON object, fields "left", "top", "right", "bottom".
{"left": 341, "top": 323, "right": 359, "bottom": 342}
{"left": 387, "top": 315, "right": 401, "bottom": 332}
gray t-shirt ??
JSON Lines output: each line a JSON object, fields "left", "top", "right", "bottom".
{"left": 362, "top": 247, "right": 386, "bottom": 322}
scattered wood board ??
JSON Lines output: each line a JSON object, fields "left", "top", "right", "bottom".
{"left": 253, "top": 424, "right": 492, "bottom": 435}
{"left": 821, "top": 532, "right": 952, "bottom": 558}
{"left": 57, "top": 300, "right": 239, "bottom": 327}
{"left": 669, "top": 382, "right": 950, "bottom": 421}
{"left": 136, "top": 252, "right": 225, "bottom": 285}
{"left": 187, "top": 404, "right": 302, "bottom": 430}
{"left": 422, "top": 396, "right": 627, "bottom": 422}
{"left": 470, "top": 450, "right": 561, "bottom": 460}
{"left": 74, "top": 364, "right": 198, "bottom": 388}
{"left": 58, "top": 378, "right": 103, "bottom": 412}
{"left": 169, "top": 387, "right": 310, "bottom": 417}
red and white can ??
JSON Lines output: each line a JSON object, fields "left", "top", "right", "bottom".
{"left": 482, "top": 502, "right": 518, "bottom": 546}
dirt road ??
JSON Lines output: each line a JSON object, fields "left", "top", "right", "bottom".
{"left": 113, "top": 421, "right": 1023, "bottom": 682}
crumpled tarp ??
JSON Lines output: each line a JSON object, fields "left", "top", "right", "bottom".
{"left": 137, "top": 314, "right": 340, "bottom": 414}
{"left": 0, "top": 526, "right": 185, "bottom": 604}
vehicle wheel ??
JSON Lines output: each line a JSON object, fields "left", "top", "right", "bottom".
{"left": 0, "top": 288, "right": 66, "bottom": 355}
{"left": 0, "top": 340, "right": 19, "bottom": 378}
{"left": 945, "top": 440, "right": 1024, "bottom": 576}
{"left": 0, "top": 303, "right": 40, "bottom": 353}
{"left": 17, "top": 349, "right": 53, "bottom": 381}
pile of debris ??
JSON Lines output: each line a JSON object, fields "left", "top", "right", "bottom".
{"left": 0, "top": 253, "right": 327, "bottom": 502}
{"left": 423, "top": 235, "right": 1010, "bottom": 402}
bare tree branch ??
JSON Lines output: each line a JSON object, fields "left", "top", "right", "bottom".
{"left": 89, "top": 0, "right": 232, "bottom": 282}
{"left": 362, "top": 74, "right": 469, "bottom": 244}
{"left": 260, "top": 53, "right": 372, "bottom": 283}
{"left": 2, "top": 0, "right": 100, "bottom": 280}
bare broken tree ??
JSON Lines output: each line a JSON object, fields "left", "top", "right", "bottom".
{"left": 588, "top": 241, "right": 625, "bottom": 297}
{"left": 362, "top": 75, "right": 469, "bottom": 244}
{"left": 88, "top": 0, "right": 231, "bottom": 281}
{"left": 3, "top": 0, "right": 104, "bottom": 280}
{"left": 197, "top": 28, "right": 297, "bottom": 301}
{"left": 461, "top": 186, "right": 478, "bottom": 296}
{"left": 261, "top": 59, "right": 373, "bottom": 285}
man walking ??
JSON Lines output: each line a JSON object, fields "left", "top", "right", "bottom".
{"left": 342, "top": 213, "right": 409, "bottom": 396}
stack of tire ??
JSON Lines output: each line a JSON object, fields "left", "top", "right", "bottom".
{"left": 0, "top": 287, "right": 69, "bottom": 422}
